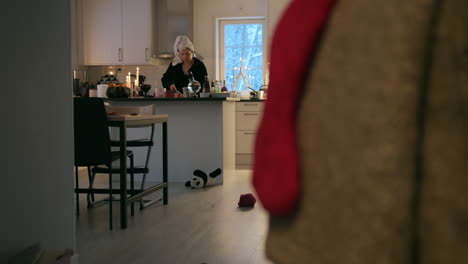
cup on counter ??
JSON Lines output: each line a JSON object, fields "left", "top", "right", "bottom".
{"left": 154, "top": 88, "right": 166, "bottom": 98}
{"left": 89, "top": 89, "right": 98, "bottom": 97}
{"left": 229, "top": 90, "right": 238, "bottom": 98}
{"left": 97, "top": 84, "right": 108, "bottom": 98}
{"left": 182, "top": 87, "right": 190, "bottom": 98}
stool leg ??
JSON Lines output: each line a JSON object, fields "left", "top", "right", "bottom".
{"left": 87, "top": 166, "right": 95, "bottom": 202}
{"left": 87, "top": 169, "right": 97, "bottom": 208}
{"left": 109, "top": 165, "right": 113, "bottom": 230}
{"left": 130, "top": 154, "right": 135, "bottom": 216}
{"left": 140, "top": 143, "right": 153, "bottom": 209}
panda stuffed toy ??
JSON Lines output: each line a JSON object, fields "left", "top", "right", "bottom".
{"left": 185, "top": 168, "right": 222, "bottom": 189}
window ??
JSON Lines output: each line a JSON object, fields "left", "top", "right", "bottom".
{"left": 218, "top": 18, "right": 268, "bottom": 91}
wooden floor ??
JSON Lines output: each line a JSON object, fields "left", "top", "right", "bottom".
{"left": 75, "top": 169, "right": 274, "bottom": 264}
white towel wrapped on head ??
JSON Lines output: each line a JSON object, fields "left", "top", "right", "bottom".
{"left": 172, "top": 35, "right": 195, "bottom": 66}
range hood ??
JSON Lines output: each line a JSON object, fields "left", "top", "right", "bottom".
{"left": 154, "top": 0, "right": 194, "bottom": 59}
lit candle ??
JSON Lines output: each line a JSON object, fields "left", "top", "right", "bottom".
{"left": 136, "top": 67, "right": 140, "bottom": 87}
{"left": 127, "top": 72, "right": 131, "bottom": 87}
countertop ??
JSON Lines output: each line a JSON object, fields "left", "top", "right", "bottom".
{"left": 103, "top": 97, "right": 264, "bottom": 102}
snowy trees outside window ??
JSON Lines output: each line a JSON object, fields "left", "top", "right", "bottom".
{"left": 221, "top": 20, "right": 266, "bottom": 91}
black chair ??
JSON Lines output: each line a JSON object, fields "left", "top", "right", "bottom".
{"left": 73, "top": 97, "right": 135, "bottom": 230}
{"left": 93, "top": 105, "right": 158, "bottom": 209}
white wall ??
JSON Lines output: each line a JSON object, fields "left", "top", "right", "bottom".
{"left": 268, "top": 0, "right": 291, "bottom": 41}
{"left": 1, "top": 0, "right": 75, "bottom": 261}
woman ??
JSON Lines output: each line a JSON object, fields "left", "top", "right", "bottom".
{"left": 161, "top": 35, "right": 208, "bottom": 94}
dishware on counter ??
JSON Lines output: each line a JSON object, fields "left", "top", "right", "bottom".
{"left": 211, "top": 93, "right": 230, "bottom": 98}
{"left": 182, "top": 87, "right": 190, "bottom": 98}
{"left": 97, "top": 74, "right": 119, "bottom": 85}
{"left": 89, "top": 89, "right": 98, "bottom": 97}
{"left": 154, "top": 88, "right": 166, "bottom": 98}
{"left": 229, "top": 90, "right": 239, "bottom": 98}
{"left": 73, "top": 69, "right": 87, "bottom": 96}
{"left": 199, "top": 92, "right": 210, "bottom": 98}
{"left": 257, "top": 90, "right": 265, "bottom": 100}
{"left": 247, "top": 87, "right": 266, "bottom": 99}
{"left": 259, "top": 84, "right": 268, "bottom": 99}
{"left": 97, "top": 84, "right": 108, "bottom": 98}
{"left": 140, "top": 84, "right": 152, "bottom": 97}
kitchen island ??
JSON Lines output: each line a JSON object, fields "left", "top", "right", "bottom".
{"left": 105, "top": 97, "right": 237, "bottom": 184}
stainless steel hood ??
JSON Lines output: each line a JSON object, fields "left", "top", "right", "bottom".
{"left": 154, "top": 0, "right": 193, "bottom": 59}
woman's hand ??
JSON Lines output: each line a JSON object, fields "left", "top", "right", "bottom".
{"left": 169, "top": 84, "right": 177, "bottom": 92}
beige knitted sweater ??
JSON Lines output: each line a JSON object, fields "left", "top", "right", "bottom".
{"left": 266, "top": 0, "right": 468, "bottom": 263}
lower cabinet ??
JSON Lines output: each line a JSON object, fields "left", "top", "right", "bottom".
{"left": 235, "top": 101, "right": 264, "bottom": 168}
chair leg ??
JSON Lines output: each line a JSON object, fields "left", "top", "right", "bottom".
{"left": 87, "top": 169, "right": 97, "bottom": 208}
{"left": 75, "top": 166, "right": 80, "bottom": 216}
{"left": 109, "top": 166, "right": 113, "bottom": 230}
{"left": 87, "top": 166, "right": 95, "bottom": 202}
{"left": 139, "top": 144, "right": 153, "bottom": 209}
{"left": 130, "top": 154, "right": 135, "bottom": 217}
{"left": 86, "top": 168, "right": 109, "bottom": 209}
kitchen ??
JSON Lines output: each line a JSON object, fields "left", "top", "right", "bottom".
{"left": 3, "top": 0, "right": 289, "bottom": 263}
{"left": 73, "top": 0, "right": 287, "bottom": 184}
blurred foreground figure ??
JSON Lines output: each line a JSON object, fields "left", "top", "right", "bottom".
{"left": 253, "top": 0, "right": 468, "bottom": 263}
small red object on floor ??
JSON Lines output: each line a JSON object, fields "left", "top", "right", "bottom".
{"left": 238, "top": 193, "right": 256, "bottom": 207}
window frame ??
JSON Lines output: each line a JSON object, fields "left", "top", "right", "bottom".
{"left": 216, "top": 17, "right": 268, "bottom": 90}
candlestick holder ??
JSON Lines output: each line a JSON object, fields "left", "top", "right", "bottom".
{"left": 230, "top": 58, "right": 254, "bottom": 91}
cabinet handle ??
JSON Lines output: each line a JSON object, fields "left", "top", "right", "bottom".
{"left": 244, "top": 132, "right": 256, "bottom": 135}
{"left": 118, "top": 48, "right": 123, "bottom": 62}
{"left": 145, "top": 48, "right": 149, "bottom": 61}
{"left": 243, "top": 113, "right": 258, "bottom": 116}
{"left": 243, "top": 103, "right": 258, "bottom": 106}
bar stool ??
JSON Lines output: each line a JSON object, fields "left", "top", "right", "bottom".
{"left": 73, "top": 97, "right": 135, "bottom": 230}
{"left": 89, "top": 104, "right": 159, "bottom": 209}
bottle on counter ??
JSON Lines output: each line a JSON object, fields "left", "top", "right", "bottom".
{"left": 214, "top": 80, "right": 221, "bottom": 93}
{"left": 210, "top": 80, "right": 215, "bottom": 94}
{"left": 203, "top": 76, "right": 210, "bottom": 93}
{"left": 188, "top": 72, "right": 201, "bottom": 97}
{"left": 221, "top": 80, "right": 228, "bottom": 92}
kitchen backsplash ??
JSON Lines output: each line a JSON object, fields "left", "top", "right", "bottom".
{"left": 86, "top": 59, "right": 170, "bottom": 94}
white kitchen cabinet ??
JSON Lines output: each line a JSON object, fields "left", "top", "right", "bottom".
{"left": 121, "top": 0, "right": 152, "bottom": 65}
{"left": 235, "top": 101, "right": 264, "bottom": 167}
{"left": 79, "top": 0, "right": 153, "bottom": 65}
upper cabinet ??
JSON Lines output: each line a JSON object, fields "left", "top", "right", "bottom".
{"left": 121, "top": 0, "right": 152, "bottom": 65}
{"left": 78, "top": 0, "right": 153, "bottom": 65}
